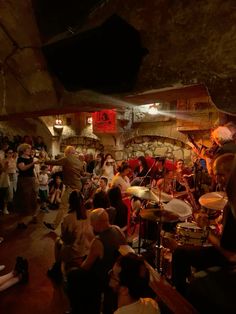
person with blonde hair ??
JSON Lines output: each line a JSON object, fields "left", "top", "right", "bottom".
{"left": 44, "top": 146, "right": 84, "bottom": 231}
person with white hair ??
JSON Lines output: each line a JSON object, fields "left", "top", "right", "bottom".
{"left": 191, "top": 124, "right": 236, "bottom": 177}
{"left": 44, "top": 146, "right": 84, "bottom": 231}
{"left": 211, "top": 125, "right": 234, "bottom": 146}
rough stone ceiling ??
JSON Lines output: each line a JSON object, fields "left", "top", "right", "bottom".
{"left": 0, "top": 0, "right": 235, "bottom": 120}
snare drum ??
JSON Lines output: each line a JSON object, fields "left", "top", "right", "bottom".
{"left": 176, "top": 222, "right": 208, "bottom": 246}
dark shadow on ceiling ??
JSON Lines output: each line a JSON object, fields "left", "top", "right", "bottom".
{"left": 42, "top": 15, "right": 148, "bottom": 94}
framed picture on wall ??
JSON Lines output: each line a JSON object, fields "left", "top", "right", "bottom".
{"left": 92, "top": 109, "right": 117, "bottom": 133}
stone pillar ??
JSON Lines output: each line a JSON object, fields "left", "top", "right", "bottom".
{"left": 51, "top": 136, "right": 61, "bottom": 157}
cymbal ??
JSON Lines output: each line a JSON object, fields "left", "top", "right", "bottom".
{"left": 140, "top": 209, "right": 179, "bottom": 223}
{"left": 126, "top": 186, "right": 159, "bottom": 202}
{"left": 199, "top": 192, "right": 228, "bottom": 211}
{"left": 163, "top": 199, "right": 192, "bottom": 220}
{"left": 152, "top": 189, "right": 173, "bottom": 202}
{"left": 126, "top": 186, "right": 172, "bottom": 202}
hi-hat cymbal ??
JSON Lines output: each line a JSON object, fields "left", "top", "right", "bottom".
{"left": 126, "top": 186, "right": 159, "bottom": 202}
{"left": 199, "top": 192, "right": 228, "bottom": 211}
{"left": 140, "top": 209, "right": 179, "bottom": 223}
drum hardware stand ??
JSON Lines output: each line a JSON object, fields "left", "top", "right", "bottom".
{"left": 136, "top": 203, "right": 154, "bottom": 255}
{"left": 154, "top": 191, "right": 166, "bottom": 274}
{"left": 155, "top": 219, "right": 164, "bottom": 274}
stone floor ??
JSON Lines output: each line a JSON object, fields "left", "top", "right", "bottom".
{"left": 0, "top": 210, "right": 69, "bottom": 314}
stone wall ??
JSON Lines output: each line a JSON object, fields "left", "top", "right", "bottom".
{"left": 124, "top": 135, "right": 192, "bottom": 164}
{"left": 60, "top": 136, "right": 104, "bottom": 155}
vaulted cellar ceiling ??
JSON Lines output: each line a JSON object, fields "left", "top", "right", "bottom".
{"left": 0, "top": 0, "right": 235, "bottom": 119}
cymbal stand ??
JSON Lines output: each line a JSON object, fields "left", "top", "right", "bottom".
{"left": 137, "top": 201, "right": 150, "bottom": 254}
{"left": 155, "top": 210, "right": 164, "bottom": 273}
{"left": 128, "top": 201, "right": 146, "bottom": 254}
{"left": 155, "top": 189, "right": 165, "bottom": 273}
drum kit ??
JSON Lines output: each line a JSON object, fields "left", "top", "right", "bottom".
{"left": 126, "top": 186, "right": 228, "bottom": 273}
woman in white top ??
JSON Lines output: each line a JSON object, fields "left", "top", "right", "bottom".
{"left": 102, "top": 154, "right": 117, "bottom": 185}
{"left": 111, "top": 162, "right": 131, "bottom": 194}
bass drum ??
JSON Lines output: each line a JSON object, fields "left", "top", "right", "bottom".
{"left": 176, "top": 222, "right": 208, "bottom": 246}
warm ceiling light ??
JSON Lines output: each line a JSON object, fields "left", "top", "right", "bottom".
{"left": 148, "top": 103, "right": 160, "bottom": 115}
{"left": 54, "top": 116, "right": 63, "bottom": 129}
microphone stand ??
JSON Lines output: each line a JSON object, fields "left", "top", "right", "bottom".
{"left": 139, "top": 159, "right": 156, "bottom": 186}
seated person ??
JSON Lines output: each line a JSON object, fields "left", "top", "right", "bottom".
{"left": 48, "top": 190, "right": 94, "bottom": 281}
{"left": 66, "top": 208, "right": 126, "bottom": 314}
{"left": 93, "top": 190, "right": 116, "bottom": 224}
{"left": 108, "top": 186, "right": 128, "bottom": 233}
{"left": 111, "top": 162, "right": 131, "bottom": 195}
{"left": 131, "top": 156, "right": 149, "bottom": 186}
{"left": 109, "top": 253, "right": 160, "bottom": 314}
{"left": 96, "top": 176, "right": 108, "bottom": 193}
{"left": 155, "top": 169, "right": 174, "bottom": 195}
{"left": 0, "top": 257, "right": 28, "bottom": 291}
{"left": 174, "top": 159, "right": 194, "bottom": 192}
{"left": 49, "top": 175, "right": 65, "bottom": 209}
{"left": 172, "top": 153, "right": 236, "bottom": 313}
{"left": 82, "top": 177, "right": 97, "bottom": 209}
{"left": 102, "top": 154, "right": 117, "bottom": 185}
{"left": 151, "top": 157, "right": 166, "bottom": 188}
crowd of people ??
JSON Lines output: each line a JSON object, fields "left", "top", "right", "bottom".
{"left": 1, "top": 122, "right": 236, "bottom": 313}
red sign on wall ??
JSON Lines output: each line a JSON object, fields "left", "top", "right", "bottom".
{"left": 92, "top": 109, "right": 117, "bottom": 133}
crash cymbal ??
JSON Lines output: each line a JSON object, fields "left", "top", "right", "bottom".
{"left": 199, "top": 192, "right": 228, "bottom": 211}
{"left": 163, "top": 199, "right": 192, "bottom": 220}
{"left": 152, "top": 189, "right": 173, "bottom": 202}
{"left": 140, "top": 209, "right": 179, "bottom": 223}
{"left": 126, "top": 186, "right": 159, "bottom": 202}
